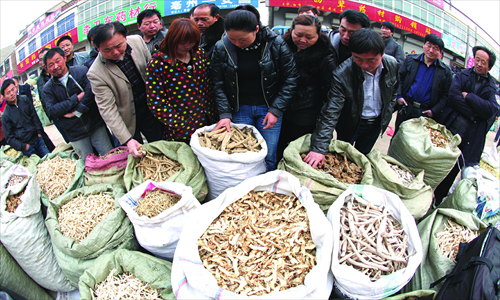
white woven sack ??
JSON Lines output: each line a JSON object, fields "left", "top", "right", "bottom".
{"left": 0, "top": 160, "right": 16, "bottom": 194}
{"left": 0, "top": 165, "right": 75, "bottom": 291}
{"left": 327, "top": 185, "right": 423, "bottom": 299}
{"left": 190, "top": 123, "right": 267, "bottom": 200}
{"left": 481, "top": 146, "right": 500, "bottom": 168}
{"left": 118, "top": 180, "right": 200, "bottom": 260}
{"left": 171, "top": 170, "right": 334, "bottom": 299}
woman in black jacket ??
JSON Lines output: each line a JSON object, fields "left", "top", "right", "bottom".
{"left": 210, "top": 5, "right": 298, "bottom": 171}
{"left": 276, "top": 15, "right": 337, "bottom": 162}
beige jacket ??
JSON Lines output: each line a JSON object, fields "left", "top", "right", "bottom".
{"left": 87, "top": 35, "right": 151, "bottom": 144}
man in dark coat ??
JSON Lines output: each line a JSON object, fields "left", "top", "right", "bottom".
{"left": 43, "top": 47, "right": 113, "bottom": 160}
{"left": 137, "top": 9, "right": 166, "bottom": 54}
{"left": 305, "top": 29, "right": 399, "bottom": 168}
{"left": 395, "top": 34, "right": 453, "bottom": 132}
{"left": 191, "top": 3, "right": 225, "bottom": 58}
{"left": 434, "top": 46, "right": 500, "bottom": 204}
{"left": 380, "top": 21, "right": 405, "bottom": 67}
{"left": 1, "top": 79, "right": 50, "bottom": 157}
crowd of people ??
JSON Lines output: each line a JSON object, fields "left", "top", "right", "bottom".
{"left": 1, "top": 4, "right": 499, "bottom": 201}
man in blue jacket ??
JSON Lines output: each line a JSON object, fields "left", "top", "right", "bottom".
{"left": 434, "top": 46, "right": 500, "bottom": 204}
{"left": 43, "top": 47, "right": 113, "bottom": 160}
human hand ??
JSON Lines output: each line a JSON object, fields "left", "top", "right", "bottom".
{"left": 303, "top": 151, "right": 325, "bottom": 169}
{"left": 214, "top": 118, "right": 231, "bottom": 132}
{"left": 397, "top": 97, "right": 407, "bottom": 106}
{"left": 127, "top": 139, "right": 144, "bottom": 158}
{"left": 422, "top": 110, "right": 433, "bottom": 118}
{"left": 77, "top": 92, "right": 85, "bottom": 101}
{"left": 262, "top": 112, "right": 278, "bottom": 129}
{"left": 462, "top": 92, "right": 468, "bottom": 99}
{"left": 63, "top": 112, "right": 75, "bottom": 118}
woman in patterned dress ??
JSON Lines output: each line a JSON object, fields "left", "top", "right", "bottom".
{"left": 145, "top": 18, "right": 216, "bottom": 143}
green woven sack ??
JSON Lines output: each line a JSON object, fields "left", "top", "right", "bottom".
{"left": 0, "top": 242, "right": 53, "bottom": 300}
{"left": 438, "top": 178, "right": 500, "bottom": 225}
{"left": 18, "top": 154, "right": 40, "bottom": 174}
{"left": 277, "top": 134, "right": 373, "bottom": 213}
{"left": 45, "top": 184, "right": 138, "bottom": 286}
{"left": 403, "top": 208, "right": 487, "bottom": 293}
{"left": 123, "top": 140, "right": 207, "bottom": 202}
{"left": 0, "top": 145, "right": 23, "bottom": 164}
{"left": 388, "top": 117, "right": 461, "bottom": 190}
{"left": 367, "top": 149, "right": 433, "bottom": 219}
{"left": 384, "top": 289, "right": 436, "bottom": 300}
{"left": 79, "top": 249, "right": 174, "bottom": 300}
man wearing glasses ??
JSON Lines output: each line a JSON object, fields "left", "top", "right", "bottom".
{"left": 395, "top": 34, "right": 452, "bottom": 132}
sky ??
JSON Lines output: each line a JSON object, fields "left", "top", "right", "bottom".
{"left": 0, "top": 0, "right": 499, "bottom": 50}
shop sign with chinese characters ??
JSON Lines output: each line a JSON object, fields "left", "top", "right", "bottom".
{"left": 77, "top": 1, "right": 165, "bottom": 41}
{"left": 17, "top": 28, "right": 79, "bottom": 75}
{"left": 28, "top": 9, "right": 62, "bottom": 37}
{"left": 165, "top": 0, "right": 258, "bottom": 16}
{"left": 269, "top": 0, "right": 441, "bottom": 38}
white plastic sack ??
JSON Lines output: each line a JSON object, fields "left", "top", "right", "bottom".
{"left": 190, "top": 123, "right": 267, "bottom": 200}
{"left": 482, "top": 146, "right": 500, "bottom": 168}
{"left": 171, "top": 170, "right": 334, "bottom": 299}
{"left": 118, "top": 180, "right": 200, "bottom": 260}
{"left": 0, "top": 166, "right": 75, "bottom": 291}
{"left": 0, "top": 160, "right": 16, "bottom": 194}
{"left": 327, "top": 185, "right": 423, "bottom": 300}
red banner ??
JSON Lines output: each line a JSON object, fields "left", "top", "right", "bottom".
{"left": 268, "top": 0, "right": 441, "bottom": 38}
{"left": 17, "top": 28, "right": 79, "bottom": 75}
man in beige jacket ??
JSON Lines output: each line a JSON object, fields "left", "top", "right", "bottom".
{"left": 87, "top": 22, "right": 163, "bottom": 157}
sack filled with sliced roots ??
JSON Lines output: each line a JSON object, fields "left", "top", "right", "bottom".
{"left": 45, "top": 183, "right": 138, "bottom": 286}
{"left": 171, "top": 170, "right": 333, "bottom": 299}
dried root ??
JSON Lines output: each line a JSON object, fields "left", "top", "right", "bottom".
{"left": 5, "top": 148, "right": 21, "bottom": 157}
{"left": 479, "top": 160, "right": 500, "bottom": 180}
{"left": 387, "top": 162, "right": 415, "bottom": 185}
{"left": 199, "top": 126, "right": 262, "bottom": 154}
{"left": 7, "top": 175, "right": 28, "bottom": 188}
{"left": 36, "top": 156, "right": 77, "bottom": 200}
{"left": 58, "top": 193, "right": 115, "bottom": 242}
{"left": 198, "top": 190, "right": 316, "bottom": 296}
{"left": 424, "top": 126, "right": 449, "bottom": 148}
{"left": 100, "top": 148, "right": 126, "bottom": 160}
{"left": 339, "top": 194, "right": 409, "bottom": 281}
{"left": 302, "top": 152, "right": 364, "bottom": 184}
{"left": 135, "top": 151, "right": 181, "bottom": 182}
{"left": 92, "top": 269, "right": 160, "bottom": 300}
{"left": 135, "top": 189, "right": 182, "bottom": 218}
{"left": 6, "top": 191, "right": 24, "bottom": 213}
{"left": 436, "top": 219, "right": 479, "bottom": 262}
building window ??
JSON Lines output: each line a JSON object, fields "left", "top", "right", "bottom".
{"left": 413, "top": 7, "right": 420, "bottom": 20}
{"left": 394, "top": 0, "right": 402, "bottom": 13}
{"left": 57, "top": 13, "right": 75, "bottom": 35}
{"left": 383, "top": 0, "right": 393, "bottom": 10}
{"left": 41, "top": 26, "right": 55, "bottom": 46}
{"left": 428, "top": 14, "right": 435, "bottom": 27}
{"left": 420, "top": 10, "right": 427, "bottom": 23}
{"left": 403, "top": 2, "right": 412, "bottom": 17}
{"left": 0, "top": 65, "right": 4, "bottom": 76}
{"left": 4, "top": 59, "right": 10, "bottom": 73}
{"left": 19, "top": 47, "right": 26, "bottom": 61}
{"left": 28, "top": 39, "right": 37, "bottom": 54}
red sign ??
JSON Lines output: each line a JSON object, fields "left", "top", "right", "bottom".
{"left": 28, "top": 9, "right": 62, "bottom": 37}
{"left": 268, "top": 0, "right": 441, "bottom": 38}
{"left": 0, "top": 70, "right": 14, "bottom": 87}
{"left": 17, "top": 28, "right": 79, "bottom": 75}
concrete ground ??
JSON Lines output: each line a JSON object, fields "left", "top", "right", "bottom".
{"left": 43, "top": 112, "right": 499, "bottom": 155}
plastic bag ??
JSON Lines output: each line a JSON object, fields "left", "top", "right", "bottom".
{"left": 327, "top": 185, "right": 423, "bottom": 299}
{"left": 84, "top": 146, "right": 129, "bottom": 186}
{"left": 119, "top": 180, "right": 200, "bottom": 260}
{"left": 171, "top": 170, "right": 333, "bottom": 299}
{"left": 190, "top": 123, "right": 267, "bottom": 200}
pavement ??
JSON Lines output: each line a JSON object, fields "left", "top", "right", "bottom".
{"left": 43, "top": 112, "right": 499, "bottom": 156}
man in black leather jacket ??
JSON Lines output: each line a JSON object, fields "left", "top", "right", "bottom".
{"left": 305, "top": 29, "right": 398, "bottom": 168}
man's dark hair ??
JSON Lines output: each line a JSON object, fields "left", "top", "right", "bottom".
{"left": 43, "top": 47, "right": 66, "bottom": 66}
{"left": 424, "top": 34, "right": 444, "bottom": 51}
{"left": 38, "top": 47, "right": 50, "bottom": 60}
{"left": 193, "top": 3, "right": 219, "bottom": 17}
{"left": 137, "top": 9, "right": 162, "bottom": 25}
{"left": 349, "top": 28, "right": 385, "bottom": 55}
{"left": 339, "top": 9, "right": 370, "bottom": 28}
{"left": 298, "top": 5, "right": 319, "bottom": 16}
{"left": 380, "top": 21, "right": 395, "bottom": 33}
{"left": 12, "top": 76, "right": 20, "bottom": 82}
{"left": 93, "top": 22, "right": 128, "bottom": 49}
{"left": 473, "top": 45, "right": 497, "bottom": 70}
{"left": 1, "top": 79, "right": 16, "bottom": 96}
{"left": 56, "top": 35, "right": 73, "bottom": 46}
{"left": 87, "top": 24, "right": 104, "bottom": 43}
{"left": 225, "top": 7, "right": 260, "bottom": 32}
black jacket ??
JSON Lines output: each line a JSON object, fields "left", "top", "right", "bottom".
{"left": 84, "top": 48, "right": 99, "bottom": 69}
{"left": 1, "top": 95, "right": 42, "bottom": 151}
{"left": 200, "top": 17, "right": 224, "bottom": 59}
{"left": 310, "top": 55, "right": 399, "bottom": 154}
{"left": 44, "top": 66, "right": 104, "bottom": 142}
{"left": 211, "top": 27, "right": 299, "bottom": 119}
{"left": 283, "top": 32, "right": 337, "bottom": 124}
{"left": 398, "top": 53, "right": 453, "bottom": 117}
{"left": 37, "top": 69, "right": 51, "bottom": 119}
{"left": 439, "top": 68, "right": 499, "bottom": 165}
{"left": 18, "top": 84, "right": 33, "bottom": 102}
{"left": 384, "top": 36, "right": 405, "bottom": 67}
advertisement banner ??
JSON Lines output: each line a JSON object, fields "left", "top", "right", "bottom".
{"left": 78, "top": 1, "right": 165, "bottom": 40}
{"left": 165, "top": 0, "right": 259, "bottom": 16}
{"left": 28, "top": 9, "right": 62, "bottom": 37}
{"left": 424, "top": 0, "right": 444, "bottom": 9}
{"left": 0, "top": 70, "right": 14, "bottom": 87}
{"left": 17, "top": 28, "right": 79, "bottom": 75}
{"left": 442, "top": 33, "right": 466, "bottom": 57}
{"left": 268, "top": 0, "right": 441, "bottom": 38}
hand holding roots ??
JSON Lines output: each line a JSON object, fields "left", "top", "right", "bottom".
{"left": 302, "top": 152, "right": 364, "bottom": 184}
{"left": 135, "top": 150, "right": 181, "bottom": 182}
{"left": 199, "top": 126, "right": 263, "bottom": 154}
